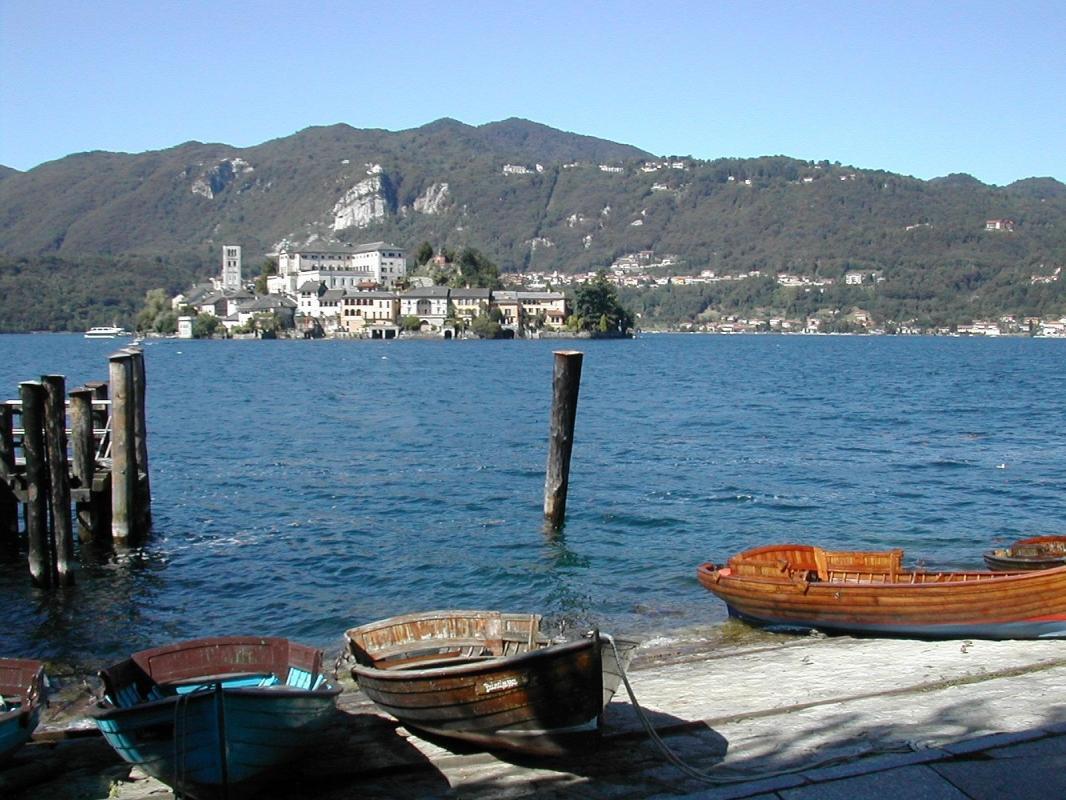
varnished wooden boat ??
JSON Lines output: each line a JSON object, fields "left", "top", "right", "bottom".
{"left": 984, "top": 535, "right": 1066, "bottom": 571}
{"left": 698, "top": 544, "right": 1066, "bottom": 639}
{"left": 92, "top": 637, "right": 340, "bottom": 799}
{"left": 0, "top": 658, "right": 46, "bottom": 762}
{"left": 345, "top": 610, "right": 637, "bottom": 754}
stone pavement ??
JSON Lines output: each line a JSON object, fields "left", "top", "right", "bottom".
{"left": 7, "top": 627, "right": 1066, "bottom": 798}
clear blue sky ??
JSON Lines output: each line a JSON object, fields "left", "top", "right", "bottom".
{"left": 1, "top": 0, "right": 1063, "bottom": 185}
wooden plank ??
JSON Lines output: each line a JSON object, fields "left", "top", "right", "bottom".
{"left": 42, "top": 375, "right": 75, "bottom": 585}
{"left": 109, "top": 355, "right": 135, "bottom": 544}
{"left": 69, "top": 387, "right": 96, "bottom": 543}
{"left": 20, "top": 381, "right": 50, "bottom": 587}
{"left": 0, "top": 403, "right": 19, "bottom": 547}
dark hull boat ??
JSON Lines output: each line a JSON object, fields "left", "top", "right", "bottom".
{"left": 698, "top": 544, "right": 1066, "bottom": 640}
{"left": 345, "top": 610, "right": 637, "bottom": 754}
{"left": 0, "top": 658, "right": 46, "bottom": 762}
{"left": 984, "top": 535, "right": 1066, "bottom": 571}
{"left": 92, "top": 637, "right": 340, "bottom": 799}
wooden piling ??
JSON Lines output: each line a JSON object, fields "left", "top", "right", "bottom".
{"left": 129, "top": 348, "right": 152, "bottom": 533}
{"left": 109, "top": 353, "right": 137, "bottom": 544}
{"left": 20, "top": 381, "right": 51, "bottom": 587}
{"left": 42, "top": 375, "right": 75, "bottom": 585}
{"left": 69, "top": 387, "right": 96, "bottom": 543}
{"left": 543, "top": 350, "right": 584, "bottom": 529}
{"left": 0, "top": 403, "right": 19, "bottom": 548}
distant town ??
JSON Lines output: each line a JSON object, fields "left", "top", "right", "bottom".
{"left": 163, "top": 237, "right": 1066, "bottom": 339}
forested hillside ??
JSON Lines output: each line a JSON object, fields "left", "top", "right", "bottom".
{"left": 0, "top": 118, "right": 1063, "bottom": 331}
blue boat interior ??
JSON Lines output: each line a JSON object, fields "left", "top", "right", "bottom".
{"left": 109, "top": 667, "right": 326, "bottom": 708}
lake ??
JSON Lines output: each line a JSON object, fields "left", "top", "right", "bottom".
{"left": 1, "top": 333, "right": 1064, "bottom": 669}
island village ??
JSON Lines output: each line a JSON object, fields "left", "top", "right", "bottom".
{"left": 165, "top": 237, "right": 1066, "bottom": 339}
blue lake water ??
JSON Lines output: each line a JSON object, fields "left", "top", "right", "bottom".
{"left": 1, "top": 333, "right": 1064, "bottom": 669}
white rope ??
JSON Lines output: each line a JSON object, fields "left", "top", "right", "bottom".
{"left": 602, "top": 634, "right": 915, "bottom": 786}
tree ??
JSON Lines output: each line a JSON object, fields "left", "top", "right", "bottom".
{"left": 254, "top": 258, "right": 278, "bottom": 294}
{"left": 415, "top": 241, "right": 434, "bottom": 266}
{"left": 136, "top": 288, "right": 171, "bottom": 332}
{"left": 192, "top": 313, "right": 221, "bottom": 338}
{"left": 400, "top": 315, "right": 423, "bottom": 332}
{"left": 573, "top": 271, "right": 634, "bottom": 334}
{"left": 470, "top": 310, "right": 503, "bottom": 338}
{"left": 455, "top": 247, "right": 501, "bottom": 289}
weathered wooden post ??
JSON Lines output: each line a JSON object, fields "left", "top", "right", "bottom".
{"left": 42, "top": 375, "right": 75, "bottom": 585}
{"left": 129, "top": 348, "right": 152, "bottom": 533}
{"left": 20, "top": 381, "right": 51, "bottom": 587}
{"left": 69, "top": 386, "right": 96, "bottom": 543}
{"left": 543, "top": 350, "right": 584, "bottom": 529}
{"left": 109, "top": 353, "right": 137, "bottom": 544}
{"left": 0, "top": 403, "right": 19, "bottom": 548}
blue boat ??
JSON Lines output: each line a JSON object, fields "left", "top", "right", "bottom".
{"left": 92, "top": 636, "right": 340, "bottom": 798}
{"left": 0, "top": 658, "right": 46, "bottom": 762}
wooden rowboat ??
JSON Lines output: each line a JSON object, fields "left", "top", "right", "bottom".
{"left": 698, "top": 544, "right": 1066, "bottom": 640}
{"left": 345, "top": 610, "right": 637, "bottom": 754}
{"left": 0, "top": 658, "right": 46, "bottom": 762}
{"left": 92, "top": 637, "right": 340, "bottom": 799}
{"left": 984, "top": 535, "right": 1066, "bottom": 571}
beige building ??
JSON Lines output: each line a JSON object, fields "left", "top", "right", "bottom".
{"left": 341, "top": 291, "right": 400, "bottom": 334}
{"left": 516, "top": 291, "right": 567, "bottom": 330}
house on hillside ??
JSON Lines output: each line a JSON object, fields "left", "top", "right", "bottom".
{"left": 985, "top": 219, "right": 1015, "bottom": 232}
{"left": 268, "top": 241, "right": 407, "bottom": 295}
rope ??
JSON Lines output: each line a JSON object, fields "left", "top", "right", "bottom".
{"left": 602, "top": 634, "right": 917, "bottom": 787}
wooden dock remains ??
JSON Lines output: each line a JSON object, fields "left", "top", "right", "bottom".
{"left": 0, "top": 348, "right": 152, "bottom": 587}
{"left": 544, "top": 350, "right": 583, "bottom": 529}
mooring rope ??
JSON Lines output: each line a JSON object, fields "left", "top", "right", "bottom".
{"left": 602, "top": 634, "right": 917, "bottom": 786}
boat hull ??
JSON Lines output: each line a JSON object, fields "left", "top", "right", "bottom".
{"left": 347, "top": 611, "right": 636, "bottom": 754}
{"left": 95, "top": 688, "right": 338, "bottom": 795}
{"left": 983, "top": 536, "right": 1066, "bottom": 571}
{"left": 698, "top": 545, "right": 1066, "bottom": 640}
{"left": 0, "top": 658, "right": 45, "bottom": 762}
{"left": 92, "top": 637, "right": 339, "bottom": 799}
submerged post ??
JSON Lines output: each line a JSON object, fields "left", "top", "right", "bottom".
{"left": 543, "top": 350, "right": 584, "bottom": 530}
{"left": 109, "top": 353, "right": 136, "bottom": 544}
{"left": 20, "top": 381, "right": 51, "bottom": 587}
{"left": 0, "top": 403, "right": 18, "bottom": 548}
{"left": 69, "top": 386, "right": 95, "bottom": 543}
{"left": 42, "top": 375, "right": 75, "bottom": 585}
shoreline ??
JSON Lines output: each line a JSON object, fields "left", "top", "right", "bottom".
{"left": 11, "top": 628, "right": 1066, "bottom": 798}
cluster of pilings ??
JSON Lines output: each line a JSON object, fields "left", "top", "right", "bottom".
{"left": 0, "top": 348, "right": 151, "bottom": 588}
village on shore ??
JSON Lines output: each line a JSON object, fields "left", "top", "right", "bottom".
{"left": 160, "top": 239, "right": 1066, "bottom": 340}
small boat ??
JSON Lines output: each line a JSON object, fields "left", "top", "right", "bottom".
{"left": 698, "top": 544, "right": 1066, "bottom": 640}
{"left": 984, "top": 535, "right": 1066, "bottom": 571}
{"left": 345, "top": 610, "right": 637, "bottom": 754}
{"left": 0, "top": 658, "right": 46, "bottom": 762}
{"left": 92, "top": 636, "right": 340, "bottom": 798}
{"left": 84, "top": 325, "right": 130, "bottom": 338}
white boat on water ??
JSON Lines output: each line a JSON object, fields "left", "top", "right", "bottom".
{"left": 84, "top": 326, "right": 130, "bottom": 339}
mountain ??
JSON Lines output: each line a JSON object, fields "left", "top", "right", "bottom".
{"left": 0, "top": 118, "right": 1064, "bottom": 331}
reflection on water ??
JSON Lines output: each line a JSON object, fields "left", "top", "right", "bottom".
{"left": 0, "top": 333, "right": 1064, "bottom": 668}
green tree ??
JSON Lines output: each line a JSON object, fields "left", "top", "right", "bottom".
{"left": 470, "top": 310, "right": 503, "bottom": 338}
{"left": 192, "top": 313, "right": 221, "bottom": 338}
{"left": 254, "top": 258, "right": 278, "bottom": 294}
{"left": 456, "top": 247, "right": 501, "bottom": 289}
{"left": 573, "top": 271, "right": 634, "bottom": 334}
{"left": 400, "top": 315, "right": 423, "bottom": 332}
{"left": 136, "top": 288, "right": 171, "bottom": 332}
{"left": 415, "top": 241, "right": 434, "bottom": 266}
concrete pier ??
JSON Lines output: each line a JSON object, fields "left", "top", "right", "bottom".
{"left": 9, "top": 630, "right": 1066, "bottom": 799}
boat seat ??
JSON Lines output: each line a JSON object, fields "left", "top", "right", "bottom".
{"left": 813, "top": 548, "right": 903, "bottom": 582}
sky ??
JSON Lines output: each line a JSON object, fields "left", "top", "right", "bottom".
{"left": 1, "top": 0, "right": 1064, "bottom": 185}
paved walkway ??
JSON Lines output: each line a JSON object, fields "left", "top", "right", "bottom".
{"left": 7, "top": 628, "right": 1066, "bottom": 798}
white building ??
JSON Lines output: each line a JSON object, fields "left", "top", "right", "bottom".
{"left": 399, "top": 286, "right": 450, "bottom": 331}
{"left": 268, "top": 242, "right": 407, "bottom": 295}
{"left": 221, "top": 245, "right": 242, "bottom": 290}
